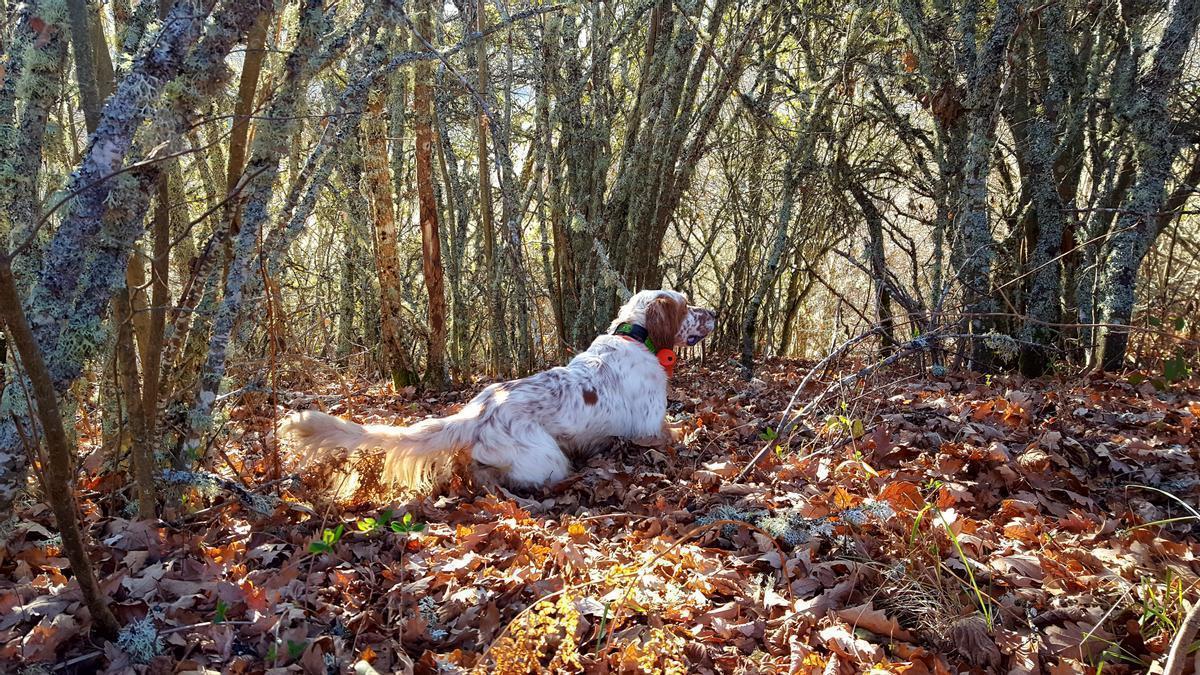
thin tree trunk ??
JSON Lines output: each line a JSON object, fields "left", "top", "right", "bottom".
{"left": 432, "top": 75, "right": 471, "bottom": 378}
{"left": 227, "top": 11, "right": 270, "bottom": 192}
{"left": 0, "top": 258, "right": 121, "bottom": 639}
{"left": 953, "top": 0, "right": 1020, "bottom": 370}
{"left": 848, "top": 182, "right": 897, "bottom": 356}
{"left": 539, "top": 14, "right": 577, "bottom": 354}
{"left": 476, "top": 0, "right": 509, "bottom": 376}
{"left": 778, "top": 256, "right": 817, "bottom": 358}
{"left": 143, "top": 182, "right": 170, "bottom": 431}
{"left": 362, "top": 93, "right": 415, "bottom": 389}
{"left": 364, "top": 90, "right": 419, "bottom": 388}
{"left": 113, "top": 288, "right": 155, "bottom": 520}
{"left": 66, "top": 0, "right": 102, "bottom": 134}
{"left": 415, "top": 0, "right": 448, "bottom": 387}
{"left": 740, "top": 134, "right": 805, "bottom": 377}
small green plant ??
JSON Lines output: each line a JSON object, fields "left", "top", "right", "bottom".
{"left": 267, "top": 638, "right": 309, "bottom": 663}
{"left": 357, "top": 509, "right": 399, "bottom": 533}
{"left": 594, "top": 601, "right": 612, "bottom": 653}
{"left": 909, "top": 503, "right": 934, "bottom": 547}
{"left": 1093, "top": 641, "right": 1146, "bottom": 672}
{"left": 935, "top": 508, "right": 994, "bottom": 627}
{"left": 1135, "top": 572, "right": 1186, "bottom": 642}
{"left": 308, "top": 524, "right": 345, "bottom": 554}
{"left": 1134, "top": 352, "right": 1194, "bottom": 389}
{"left": 214, "top": 598, "right": 228, "bottom": 624}
{"left": 823, "top": 414, "right": 864, "bottom": 439}
{"left": 1163, "top": 351, "right": 1190, "bottom": 384}
{"left": 758, "top": 426, "right": 778, "bottom": 442}
{"left": 390, "top": 512, "right": 425, "bottom": 533}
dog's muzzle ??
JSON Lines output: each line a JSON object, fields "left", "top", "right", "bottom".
{"left": 686, "top": 309, "right": 717, "bottom": 345}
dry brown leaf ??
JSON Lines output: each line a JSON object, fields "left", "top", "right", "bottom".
{"left": 818, "top": 622, "right": 883, "bottom": 663}
{"left": 834, "top": 603, "right": 916, "bottom": 641}
{"left": 948, "top": 616, "right": 1001, "bottom": 670}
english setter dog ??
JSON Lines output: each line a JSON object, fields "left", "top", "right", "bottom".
{"left": 279, "top": 290, "right": 715, "bottom": 491}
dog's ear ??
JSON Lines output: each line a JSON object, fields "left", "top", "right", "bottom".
{"left": 645, "top": 295, "right": 687, "bottom": 350}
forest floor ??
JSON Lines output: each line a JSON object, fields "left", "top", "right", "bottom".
{"left": 2, "top": 356, "right": 1199, "bottom": 674}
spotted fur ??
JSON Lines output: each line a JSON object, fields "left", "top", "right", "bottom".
{"left": 279, "top": 290, "right": 716, "bottom": 491}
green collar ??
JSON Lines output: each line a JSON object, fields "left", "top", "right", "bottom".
{"left": 612, "top": 322, "right": 655, "bottom": 352}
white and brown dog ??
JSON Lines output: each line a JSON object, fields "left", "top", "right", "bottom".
{"left": 279, "top": 290, "right": 716, "bottom": 491}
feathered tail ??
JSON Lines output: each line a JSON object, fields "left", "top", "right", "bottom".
{"left": 278, "top": 410, "right": 471, "bottom": 491}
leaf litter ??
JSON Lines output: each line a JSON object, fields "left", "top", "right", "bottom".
{"left": 1, "top": 358, "right": 1197, "bottom": 673}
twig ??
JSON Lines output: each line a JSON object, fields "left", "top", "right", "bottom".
{"left": 52, "top": 621, "right": 257, "bottom": 672}
{"left": 1164, "top": 599, "right": 1200, "bottom": 675}
{"left": 735, "top": 327, "right": 881, "bottom": 481}
{"left": 172, "top": 474, "right": 298, "bottom": 525}
{"left": 159, "top": 468, "right": 283, "bottom": 516}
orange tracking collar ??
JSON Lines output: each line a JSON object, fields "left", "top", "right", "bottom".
{"left": 612, "top": 322, "right": 677, "bottom": 377}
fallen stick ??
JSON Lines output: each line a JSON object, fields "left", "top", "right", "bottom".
{"left": 735, "top": 327, "right": 883, "bottom": 481}
{"left": 1164, "top": 599, "right": 1200, "bottom": 675}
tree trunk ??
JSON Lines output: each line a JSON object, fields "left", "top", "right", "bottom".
{"left": 1077, "top": 153, "right": 1134, "bottom": 365}
{"left": 736, "top": 47, "right": 841, "bottom": 375}
{"left": 0, "top": 258, "right": 121, "bottom": 638}
{"left": 178, "top": 0, "right": 323, "bottom": 461}
{"left": 0, "top": 4, "right": 67, "bottom": 289}
{"left": 363, "top": 90, "right": 419, "bottom": 388}
{"left": 1017, "top": 117, "right": 1066, "bottom": 376}
{"left": 476, "top": 0, "right": 510, "bottom": 375}
{"left": 227, "top": 11, "right": 270, "bottom": 192}
{"left": 739, "top": 133, "right": 806, "bottom": 377}
{"left": 415, "top": 0, "right": 448, "bottom": 387}
{"left": 66, "top": 0, "right": 102, "bottom": 134}
{"left": 1015, "top": 4, "right": 1075, "bottom": 376}
{"left": 143, "top": 178, "right": 171, "bottom": 433}
{"left": 848, "top": 182, "right": 897, "bottom": 356}
{"left": 113, "top": 288, "right": 156, "bottom": 520}
{"left": 1097, "top": 0, "right": 1200, "bottom": 370}
{"left": 953, "top": 0, "right": 1020, "bottom": 370}
{"left": 432, "top": 63, "right": 471, "bottom": 378}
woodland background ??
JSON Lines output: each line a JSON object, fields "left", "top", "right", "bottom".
{"left": 0, "top": 0, "right": 1199, "bottom": 672}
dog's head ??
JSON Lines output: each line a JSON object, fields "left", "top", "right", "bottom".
{"left": 610, "top": 290, "right": 717, "bottom": 349}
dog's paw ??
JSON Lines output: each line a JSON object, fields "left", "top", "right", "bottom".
{"left": 664, "top": 422, "right": 687, "bottom": 444}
